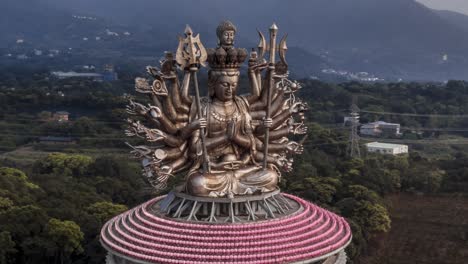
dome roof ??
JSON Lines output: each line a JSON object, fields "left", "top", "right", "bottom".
{"left": 101, "top": 193, "right": 351, "bottom": 264}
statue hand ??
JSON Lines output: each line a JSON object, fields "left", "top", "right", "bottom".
{"left": 146, "top": 129, "right": 166, "bottom": 142}
{"left": 276, "top": 156, "right": 293, "bottom": 172}
{"left": 148, "top": 106, "right": 162, "bottom": 119}
{"left": 126, "top": 100, "right": 149, "bottom": 116}
{"left": 250, "top": 62, "right": 268, "bottom": 72}
{"left": 160, "top": 59, "right": 177, "bottom": 78}
{"left": 130, "top": 145, "right": 153, "bottom": 159}
{"left": 291, "top": 123, "right": 308, "bottom": 135}
{"left": 263, "top": 117, "right": 273, "bottom": 128}
{"left": 227, "top": 120, "right": 238, "bottom": 140}
{"left": 194, "top": 118, "right": 207, "bottom": 129}
{"left": 125, "top": 120, "right": 145, "bottom": 138}
{"left": 286, "top": 141, "right": 304, "bottom": 155}
{"left": 289, "top": 101, "right": 308, "bottom": 114}
{"left": 135, "top": 77, "right": 153, "bottom": 94}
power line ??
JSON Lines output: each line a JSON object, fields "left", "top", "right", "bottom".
{"left": 400, "top": 127, "right": 468, "bottom": 132}
{"left": 360, "top": 110, "right": 468, "bottom": 118}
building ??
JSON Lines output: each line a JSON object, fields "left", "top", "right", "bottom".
{"left": 366, "top": 142, "right": 408, "bottom": 155}
{"left": 101, "top": 192, "right": 351, "bottom": 264}
{"left": 102, "top": 64, "right": 118, "bottom": 81}
{"left": 51, "top": 71, "right": 103, "bottom": 81}
{"left": 360, "top": 121, "right": 401, "bottom": 137}
{"left": 53, "top": 111, "right": 69, "bottom": 122}
{"left": 51, "top": 65, "right": 117, "bottom": 81}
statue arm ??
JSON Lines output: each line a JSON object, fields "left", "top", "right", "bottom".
{"left": 161, "top": 94, "right": 178, "bottom": 122}
{"left": 171, "top": 76, "right": 190, "bottom": 114}
{"left": 253, "top": 151, "right": 279, "bottom": 164}
{"left": 162, "top": 132, "right": 185, "bottom": 147}
{"left": 179, "top": 119, "right": 203, "bottom": 139}
{"left": 161, "top": 144, "right": 187, "bottom": 161}
{"left": 180, "top": 71, "right": 193, "bottom": 105}
{"left": 254, "top": 109, "right": 290, "bottom": 134}
{"left": 245, "top": 68, "right": 261, "bottom": 104}
{"left": 249, "top": 78, "right": 284, "bottom": 112}
{"left": 165, "top": 154, "right": 188, "bottom": 172}
{"left": 151, "top": 108, "right": 179, "bottom": 135}
{"left": 249, "top": 78, "right": 269, "bottom": 111}
{"left": 270, "top": 89, "right": 285, "bottom": 116}
{"left": 231, "top": 133, "right": 253, "bottom": 149}
{"left": 255, "top": 138, "right": 285, "bottom": 153}
{"left": 250, "top": 88, "right": 285, "bottom": 117}
{"left": 257, "top": 126, "right": 289, "bottom": 141}
{"left": 125, "top": 121, "right": 183, "bottom": 147}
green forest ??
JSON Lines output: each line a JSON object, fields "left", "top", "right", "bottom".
{"left": 1, "top": 71, "right": 468, "bottom": 263}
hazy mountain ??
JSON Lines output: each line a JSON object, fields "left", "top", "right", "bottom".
{"left": 435, "top": 9, "right": 468, "bottom": 32}
{"left": 3, "top": 0, "right": 468, "bottom": 81}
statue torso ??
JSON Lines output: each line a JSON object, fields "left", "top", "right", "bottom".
{"left": 200, "top": 96, "right": 252, "bottom": 161}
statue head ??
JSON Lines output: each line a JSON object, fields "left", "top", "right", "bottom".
{"left": 216, "top": 21, "right": 237, "bottom": 47}
{"left": 208, "top": 70, "right": 240, "bottom": 102}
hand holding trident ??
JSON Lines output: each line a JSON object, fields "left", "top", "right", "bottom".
{"left": 176, "top": 25, "right": 210, "bottom": 172}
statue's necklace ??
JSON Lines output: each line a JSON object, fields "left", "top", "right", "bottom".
{"left": 211, "top": 104, "right": 239, "bottom": 122}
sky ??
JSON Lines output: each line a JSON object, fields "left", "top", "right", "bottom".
{"left": 416, "top": 0, "right": 468, "bottom": 15}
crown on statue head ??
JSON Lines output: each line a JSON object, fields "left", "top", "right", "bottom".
{"left": 206, "top": 47, "right": 248, "bottom": 71}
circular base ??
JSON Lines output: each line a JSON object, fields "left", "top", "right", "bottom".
{"left": 101, "top": 193, "right": 352, "bottom": 264}
{"left": 158, "top": 190, "right": 300, "bottom": 223}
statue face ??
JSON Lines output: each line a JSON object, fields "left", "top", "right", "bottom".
{"left": 214, "top": 75, "right": 238, "bottom": 102}
{"left": 221, "top": 30, "right": 235, "bottom": 46}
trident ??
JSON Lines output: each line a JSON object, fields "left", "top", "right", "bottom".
{"left": 259, "top": 23, "right": 288, "bottom": 170}
{"left": 175, "top": 25, "right": 210, "bottom": 172}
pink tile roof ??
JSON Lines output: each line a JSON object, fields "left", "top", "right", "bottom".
{"left": 101, "top": 193, "right": 352, "bottom": 264}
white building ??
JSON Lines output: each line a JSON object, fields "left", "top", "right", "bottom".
{"left": 365, "top": 142, "right": 408, "bottom": 155}
{"left": 360, "top": 121, "right": 401, "bottom": 137}
{"left": 51, "top": 71, "right": 103, "bottom": 80}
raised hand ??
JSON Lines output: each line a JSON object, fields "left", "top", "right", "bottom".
{"left": 147, "top": 165, "right": 174, "bottom": 190}
{"left": 145, "top": 129, "right": 167, "bottom": 142}
{"left": 276, "top": 156, "right": 293, "bottom": 172}
{"left": 125, "top": 120, "right": 143, "bottom": 137}
{"left": 126, "top": 100, "right": 150, "bottom": 116}
{"left": 148, "top": 106, "right": 162, "bottom": 119}
{"left": 227, "top": 120, "right": 237, "bottom": 140}
{"left": 286, "top": 141, "right": 304, "bottom": 155}
{"left": 289, "top": 101, "right": 309, "bottom": 114}
{"left": 291, "top": 122, "right": 308, "bottom": 135}
{"left": 129, "top": 145, "right": 153, "bottom": 159}
{"left": 135, "top": 77, "right": 153, "bottom": 94}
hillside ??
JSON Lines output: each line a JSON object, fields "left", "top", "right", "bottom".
{"left": 436, "top": 10, "right": 468, "bottom": 32}
{"left": 3, "top": 0, "right": 468, "bottom": 80}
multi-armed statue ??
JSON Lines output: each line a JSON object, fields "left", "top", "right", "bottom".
{"left": 126, "top": 21, "right": 308, "bottom": 198}
{"left": 103, "top": 22, "right": 351, "bottom": 263}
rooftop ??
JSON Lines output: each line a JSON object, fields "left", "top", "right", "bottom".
{"left": 366, "top": 142, "right": 407, "bottom": 149}
{"left": 51, "top": 71, "right": 102, "bottom": 78}
{"left": 101, "top": 193, "right": 352, "bottom": 264}
{"left": 370, "top": 121, "right": 400, "bottom": 126}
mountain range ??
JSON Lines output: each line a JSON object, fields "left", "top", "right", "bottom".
{"left": 2, "top": 0, "right": 468, "bottom": 81}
